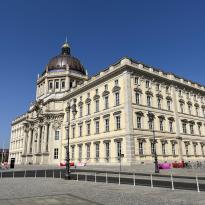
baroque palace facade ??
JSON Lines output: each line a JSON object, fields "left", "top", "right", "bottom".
{"left": 9, "top": 42, "right": 205, "bottom": 165}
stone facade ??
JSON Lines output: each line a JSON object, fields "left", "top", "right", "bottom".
{"left": 9, "top": 43, "right": 205, "bottom": 165}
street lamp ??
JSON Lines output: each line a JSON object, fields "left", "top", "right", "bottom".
{"left": 147, "top": 111, "right": 159, "bottom": 173}
{"left": 65, "top": 99, "right": 77, "bottom": 180}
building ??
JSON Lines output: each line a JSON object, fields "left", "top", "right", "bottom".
{"left": 9, "top": 42, "right": 205, "bottom": 165}
{"left": 0, "top": 149, "right": 9, "bottom": 163}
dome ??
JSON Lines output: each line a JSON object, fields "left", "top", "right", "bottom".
{"left": 46, "top": 42, "right": 86, "bottom": 75}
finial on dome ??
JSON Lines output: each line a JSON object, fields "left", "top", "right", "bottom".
{"left": 61, "top": 37, "right": 70, "bottom": 55}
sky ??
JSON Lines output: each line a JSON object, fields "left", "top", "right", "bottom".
{"left": 1, "top": 0, "right": 205, "bottom": 148}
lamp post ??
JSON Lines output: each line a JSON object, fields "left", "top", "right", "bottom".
{"left": 65, "top": 100, "right": 77, "bottom": 180}
{"left": 147, "top": 111, "right": 159, "bottom": 173}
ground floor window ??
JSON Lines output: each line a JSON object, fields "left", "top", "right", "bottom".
{"left": 78, "top": 145, "right": 82, "bottom": 161}
{"left": 139, "top": 141, "right": 143, "bottom": 155}
{"left": 86, "top": 144, "right": 90, "bottom": 159}
{"left": 54, "top": 148, "right": 58, "bottom": 159}
{"left": 105, "top": 143, "right": 110, "bottom": 159}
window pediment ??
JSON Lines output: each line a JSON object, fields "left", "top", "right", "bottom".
{"left": 194, "top": 103, "right": 199, "bottom": 107}
{"left": 134, "top": 87, "right": 142, "bottom": 93}
{"left": 78, "top": 101, "right": 83, "bottom": 106}
{"left": 168, "top": 117, "right": 175, "bottom": 121}
{"left": 85, "top": 98, "right": 91, "bottom": 104}
{"left": 156, "top": 93, "right": 163, "bottom": 99}
{"left": 189, "top": 120, "right": 195, "bottom": 124}
{"left": 166, "top": 96, "right": 172, "bottom": 101}
{"left": 112, "top": 86, "right": 121, "bottom": 93}
{"left": 145, "top": 90, "right": 153, "bottom": 96}
{"left": 158, "top": 115, "right": 165, "bottom": 120}
{"left": 187, "top": 101, "right": 192, "bottom": 106}
{"left": 136, "top": 111, "right": 144, "bottom": 116}
{"left": 93, "top": 94, "right": 100, "bottom": 101}
{"left": 102, "top": 90, "right": 110, "bottom": 97}
{"left": 179, "top": 99, "right": 185, "bottom": 104}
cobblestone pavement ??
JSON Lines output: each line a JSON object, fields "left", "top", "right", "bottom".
{"left": 0, "top": 178, "right": 205, "bottom": 205}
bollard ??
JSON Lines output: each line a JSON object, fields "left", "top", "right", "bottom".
{"left": 106, "top": 172, "right": 108, "bottom": 184}
{"left": 150, "top": 174, "right": 153, "bottom": 188}
{"left": 196, "top": 176, "right": 200, "bottom": 193}
{"left": 35, "top": 170, "right": 37, "bottom": 178}
{"left": 77, "top": 173, "right": 79, "bottom": 181}
{"left": 60, "top": 170, "right": 61, "bottom": 179}
{"left": 45, "top": 170, "right": 46, "bottom": 178}
{"left": 13, "top": 171, "right": 14, "bottom": 179}
{"left": 119, "top": 172, "right": 121, "bottom": 185}
{"left": 133, "top": 173, "right": 135, "bottom": 187}
{"left": 171, "top": 174, "right": 174, "bottom": 191}
{"left": 95, "top": 172, "right": 96, "bottom": 183}
{"left": 24, "top": 170, "right": 26, "bottom": 178}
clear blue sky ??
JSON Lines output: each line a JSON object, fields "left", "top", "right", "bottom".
{"left": 1, "top": 0, "right": 205, "bottom": 148}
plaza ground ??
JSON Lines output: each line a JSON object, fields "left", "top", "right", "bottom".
{"left": 0, "top": 178, "right": 205, "bottom": 205}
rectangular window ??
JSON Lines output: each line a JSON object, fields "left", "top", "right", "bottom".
{"left": 185, "top": 145, "right": 189, "bottom": 155}
{"left": 95, "top": 121, "right": 99, "bottom": 134}
{"left": 190, "top": 124, "right": 194, "bottom": 134}
{"left": 79, "top": 125, "right": 82, "bottom": 137}
{"left": 147, "top": 96, "right": 151, "bottom": 107}
{"left": 116, "top": 116, "right": 121, "bottom": 130}
{"left": 162, "top": 144, "right": 166, "bottom": 155}
{"left": 136, "top": 93, "right": 140, "bottom": 105}
{"left": 104, "top": 96, "right": 109, "bottom": 109}
{"left": 157, "top": 98, "right": 161, "bottom": 109}
{"left": 156, "top": 83, "right": 160, "bottom": 91}
{"left": 104, "top": 84, "right": 108, "bottom": 90}
{"left": 87, "top": 103, "right": 90, "bottom": 115}
{"left": 146, "top": 80, "right": 150, "bottom": 88}
{"left": 49, "top": 81, "right": 53, "bottom": 90}
{"left": 196, "top": 107, "right": 199, "bottom": 116}
{"left": 79, "top": 106, "right": 83, "bottom": 117}
{"left": 188, "top": 105, "right": 192, "bottom": 115}
{"left": 135, "top": 77, "right": 140, "bottom": 85}
{"left": 169, "top": 121, "right": 173, "bottom": 132}
{"left": 115, "top": 92, "right": 120, "bottom": 106}
{"left": 55, "top": 130, "right": 60, "bottom": 140}
{"left": 137, "top": 116, "right": 141, "bottom": 129}
{"left": 194, "top": 145, "right": 197, "bottom": 155}
{"left": 87, "top": 123, "right": 91, "bottom": 135}
{"left": 159, "top": 119, "right": 163, "bottom": 131}
{"left": 72, "top": 127, "right": 75, "bottom": 138}
{"left": 54, "top": 148, "right": 58, "bottom": 159}
{"left": 198, "top": 125, "right": 201, "bottom": 136}
{"left": 172, "top": 144, "right": 175, "bottom": 156}
{"left": 182, "top": 123, "right": 187, "bottom": 134}
{"left": 105, "top": 119, "right": 109, "bottom": 132}
{"left": 105, "top": 143, "right": 110, "bottom": 159}
{"left": 55, "top": 81, "right": 59, "bottom": 89}
{"left": 71, "top": 146, "right": 75, "bottom": 160}
{"left": 86, "top": 145, "right": 90, "bottom": 159}
{"left": 78, "top": 145, "right": 82, "bottom": 161}
{"left": 96, "top": 143, "right": 99, "bottom": 159}
{"left": 139, "top": 142, "right": 143, "bottom": 155}
{"left": 180, "top": 103, "right": 184, "bottom": 113}
{"left": 151, "top": 142, "right": 155, "bottom": 155}
{"left": 61, "top": 80, "right": 65, "bottom": 89}
{"left": 167, "top": 100, "right": 171, "bottom": 111}
{"left": 95, "top": 100, "right": 99, "bottom": 112}
{"left": 117, "top": 141, "right": 122, "bottom": 158}
{"left": 115, "top": 79, "right": 118, "bottom": 86}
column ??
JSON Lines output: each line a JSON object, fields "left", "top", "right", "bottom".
{"left": 23, "top": 127, "right": 29, "bottom": 155}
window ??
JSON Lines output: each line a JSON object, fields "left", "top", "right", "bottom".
{"left": 182, "top": 123, "right": 187, "bottom": 134}
{"left": 202, "top": 108, "right": 205, "bottom": 117}
{"left": 87, "top": 103, "right": 90, "bottom": 115}
{"left": 87, "top": 123, "right": 91, "bottom": 135}
{"left": 147, "top": 96, "right": 151, "bottom": 107}
{"left": 148, "top": 121, "right": 153, "bottom": 130}
{"left": 95, "top": 100, "right": 99, "bottom": 112}
{"left": 190, "top": 124, "right": 194, "bottom": 134}
{"left": 79, "top": 125, "right": 82, "bottom": 137}
{"left": 162, "top": 144, "right": 166, "bottom": 155}
{"left": 104, "top": 84, "right": 108, "bottom": 90}
{"left": 188, "top": 105, "right": 192, "bottom": 115}
{"left": 105, "top": 143, "right": 110, "bottom": 159}
{"left": 194, "top": 94, "right": 197, "bottom": 100}
{"left": 156, "top": 83, "right": 160, "bottom": 91}
{"left": 146, "top": 80, "right": 150, "bottom": 88}
{"left": 185, "top": 144, "right": 189, "bottom": 155}
{"left": 49, "top": 81, "right": 53, "bottom": 90}
{"left": 79, "top": 105, "right": 83, "bottom": 117}
{"left": 172, "top": 144, "right": 176, "bottom": 156}
{"left": 166, "top": 86, "right": 169, "bottom": 93}
{"left": 159, "top": 119, "right": 163, "bottom": 131}
{"left": 55, "top": 130, "right": 60, "bottom": 140}
{"left": 135, "top": 77, "right": 140, "bottom": 85}
{"left": 72, "top": 127, "right": 75, "bottom": 138}
{"left": 95, "top": 121, "right": 99, "bottom": 134}
{"left": 78, "top": 145, "right": 82, "bottom": 161}
{"left": 95, "top": 89, "right": 98, "bottom": 94}
{"left": 139, "top": 141, "right": 143, "bottom": 155}
{"left": 117, "top": 141, "right": 122, "bottom": 158}
{"left": 198, "top": 125, "right": 201, "bottom": 136}
{"left": 105, "top": 119, "right": 109, "bottom": 132}
{"left": 193, "top": 144, "right": 197, "bottom": 156}
{"left": 115, "top": 79, "right": 119, "bottom": 86}
{"left": 86, "top": 144, "right": 90, "bottom": 159}
{"left": 61, "top": 81, "right": 65, "bottom": 89}
{"left": 137, "top": 116, "right": 141, "bottom": 129}
{"left": 116, "top": 116, "right": 121, "bottom": 130}
{"left": 115, "top": 92, "right": 120, "bottom": 106}
{"left": 169, "top": 121, "right": 173, "bottom": 132}
{"left": 55, "top": 81, "right": 59, "bottom": 89}
{"left": 136, "top": 92, "right": 140, "bottom": 105}
{"left": 195, "top": 107, "right": 199, "bottom": 116}
{"left": 96, "top": 143, "right": 99, "bottom": 159}
{"left": 180, "top": 103, "right": 184, "bottom": 113}
{"left": 157, "top": 98, "right": 162, "bottom": 109}
{"left": 104, "top": 96, "right": 109, "bottom": 109}
{"left": 167, "top": 100, "right": 171, "bottom": 111}
{"left": 179, "top": 90, "right": 182, "bottom": 96}
{"left": 71, "top": 146, "right": 75, "bottom": 159}
{"left": 54, "top": 148, "right": 58, "bottom": 159}
{"left": 151, "top": 142, "right": 155, "bottom": 154}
